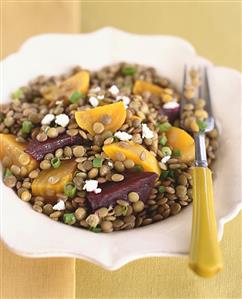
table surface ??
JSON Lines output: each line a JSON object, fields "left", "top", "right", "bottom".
{"left": 1, "top": 1, "right": 241, "bottom": 298}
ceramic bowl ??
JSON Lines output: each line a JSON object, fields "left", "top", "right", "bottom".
{"left": 1, "top": 27, "right": 241, "bottom": 270}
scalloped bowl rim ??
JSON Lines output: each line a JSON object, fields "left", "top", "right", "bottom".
{"left": 0, "top": 27, "right": 241, "bottom": 270}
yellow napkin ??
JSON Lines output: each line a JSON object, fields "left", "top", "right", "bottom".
{"left": 1, "top": 2, "right": 79, "bottom": 298}
{"left": 0, "top": 242, "right": 75, "bottom": 299}
{"left": 77, "top": 213, "right": 241, "bottom": 299}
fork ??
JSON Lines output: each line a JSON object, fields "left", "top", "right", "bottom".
{"left": 181, "top": 66, "right": 223, "bottom": 278}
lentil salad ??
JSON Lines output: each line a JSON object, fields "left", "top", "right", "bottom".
{"left": 0, "top": 63, "right": 218, "bottom": 233}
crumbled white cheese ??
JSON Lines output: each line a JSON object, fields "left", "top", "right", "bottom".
{"left": 55, "top": 100, "right": 63, "bottom": 105}
{"left": 53, "top": 200, "right": 65, "bottom": 211}
{"left": 163, "top": 101, "right": 180, "bottom": 109}
{"left": 141, "top": 123, "right": 154, "bottom": 139}
{"left": 161, "top": 155, "right": 171, "bottom": 164}
{"left": 83, "top": 180, "right": 101, "bottom": 193}
{"left": 41, "top": 114, "right": 55, "bottom": 125}
{"left": 116, "top": 95, "right": 130, "bottom": 108}
{"left": 108, "top": 85, "right": 119, "bottom": 96}
{"left": 114, "top": 131, "right": 132, "bottom": 141}
{"left": 94, "top": 188, "right": 102, "bottom": 194}
{"left": 97, "top": 94, "right": 105, "bottom": 100}
{"left": 55, "top": 114, "right": 70, "bottom": 127}
{"left": 89, "top": 96, "right": 99, "bottom": 107}
{"left": 107, "top": 161, "right": 113, "bottom": 167}
{"left": 89, "top": 86, "right": 101, "bottom": 93}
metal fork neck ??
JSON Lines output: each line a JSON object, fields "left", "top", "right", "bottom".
{"left": 194, "top": 133, "right": 208, "bottom": 168}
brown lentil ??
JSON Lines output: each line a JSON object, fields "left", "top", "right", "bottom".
{"left": 88, "top": 168, "right": 98, "bottom": 179}
{"left": 43, "top": 204, "right": 54, "bottom": 215}
{"left": 33, "top": 205, "right": 43, "bottom": 213}
{"left": 176, "top": 185, "right": 187, "bottom": 198}
{"left": 133, "top": 201, "right": 145, "bottom": 213}
{"left": 74, "top": 207, "right": 87, "bottom": 220}
{"left": 171, "top": 203, "right": 182, "bottom": 215}
{"left": 29, "top": 169, "right": 40, "bottom": 179}
{"left": 20, "top": 190, "right": 32, "bottom": 202}
{"left": 114, "top": 161, "right": 125, "bottom": 172}
{"left": 123, "top": 159, "right": 135, "bottom": 169}
{"left": 93, "top": 122, "right": 105, "bottom": 134}
{"left": 115, "top": 151, "right": 126, "bottom": 161}
{"left": 111, "top": 174, "right": 124, "bottom": 182}
{"left": 3, "top": 175, "right": 17, "bottom": 188}
{"left": 128, "top": 192, "right": 139, "bottom": 203}
{"left": 47, "top": 127, "right": 58, "bottom": 138}
{"left": 10, "top": 165, "right": 21, "bottom": 176}
{"left": 100, "top": 114, "right": 112, "bottom": 125}
{"left": 40, "top": 160, "right": 51, "bottom": 170}
{"left": 101, "top": 221, "right": 113, "bottom": 233}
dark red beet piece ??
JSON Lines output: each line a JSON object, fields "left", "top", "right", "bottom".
{"left": 160, "top": 103, "right": 180, "bottom": 123}
{"left": 25, "top": 134, "right": 86, "bottom": 160}
{"left": 87, "top": 171, "right": 158, "bottom": 210}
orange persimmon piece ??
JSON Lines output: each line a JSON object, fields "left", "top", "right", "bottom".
{"left": 166, "top": 127, "right": 195, "bottom": 162}
{"left": 75, "top": 102, "right": 126, "bottom": 135}
{"left": 61, "top": 70, "right": 90, "bottom": 95}
{"left": 103, "top": 141, "right": 161, "bottom": 176}
{"left": 133, "top": 80, "right": 164, "bottom": 96}
{"left": 32, "top": 160, "right": 76, "bottom": 200}
{"left": 0, "top": 134, "right": 38, "bottom": 174}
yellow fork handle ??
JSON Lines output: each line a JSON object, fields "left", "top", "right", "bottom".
{"left": 189, "top": 167, "right": 223, "bottom": 278}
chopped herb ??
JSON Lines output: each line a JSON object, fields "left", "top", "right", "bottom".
{"left": 4, "top": 169, "right": 12, "bottom": 178}
{"left": 159, "top": 122, "right": 172, "bottom": 132}
{"left": 69, "top": 91, "right": 85, "bottom": 104}
{"left": 161, "top": 146, "right": 172, "bottom": 156}
{"left": 89, "top": 227, "right": 101, "bottom": 233}
{"left": 158, "top": 186, "right": 165, "bottom": 193}
{"left": 134, "top": 164, "right": 144, "bottom": 172}
{"left": 172, "top": 149, "right": 181, "bottom": 157}
{"left": 159, "top": 135, "right": 167, "bottom": 146}
{"left": 160, "top": 170, "right": 174, "bottom": 179}
{"left": 21, "top": 120, "right": 32, "bottom": 134}
{"left": 92, "top": 157, "right": 103, "bottom": 168}
{"left": 11, "top": 89, "right": 23, "bottom": 100}
{"left": 51, "top": 157, "right": 61, "bottom": 168}
{"left": 196, "top": 120, "right": 207, "bottom": 133}
{"left": 63, "top": 213, "right": 76, "bottom": 225}
{"left": 64, "top": 183, "right": 77, "bottom": 198}
{"left": 122, "top": 66, "right": 136, "bottom": 76}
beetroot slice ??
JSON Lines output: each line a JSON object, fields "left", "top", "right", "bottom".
{"left": 160, "top": 104, "right": 180, "bottom": 123}
{"left": 25, "top": 134, "right": 85, "bottom": 161}
{"left": 87, "top": 171, "right": 158, "bottom": 210}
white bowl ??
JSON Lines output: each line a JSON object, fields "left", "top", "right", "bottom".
{"left": 1, "top": 27, "right": 241, "bottom": 270}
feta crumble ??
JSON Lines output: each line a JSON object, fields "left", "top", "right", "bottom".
{"left": 161, "top": 155, "right": 171, "bottom": 164}
{"left": 55, "top": 114, "right": 70, "bottom": 127}
{"left": 89, "top": 86, "right": 101, "bottom": 93}
{"left": 116, "top": 95, "right": 130, "bottom": 108}
{"left": 94, "top": 188, "right": 102, "bottom": 194}
{"left": 114, "top": 131, "right": 132, "bottom": 141}
{"left": 97, "top": 94, "right": 105, "bottom": 100}
{"left": 83, "top": 180, "right": 101, "bottom": 193}
{"left": 163, "top": 101, "right": 180, "bottom": 109}
{"left": 141, "top": 123, "right": 154, "bottom": 139}
{"left": 108, "top": 85, "right": 119, "bottom": 96}
{"left": 89, "top": 96, "right": 99, "bottom": 107}
{"left": 107, "top": 161, "right": 113, "bottom": 167}
{"left": 41, "top": 113, "right": 55, "bottom": 125}
{"left": 53, "top": 200, "right": 65, "bottom": 211}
